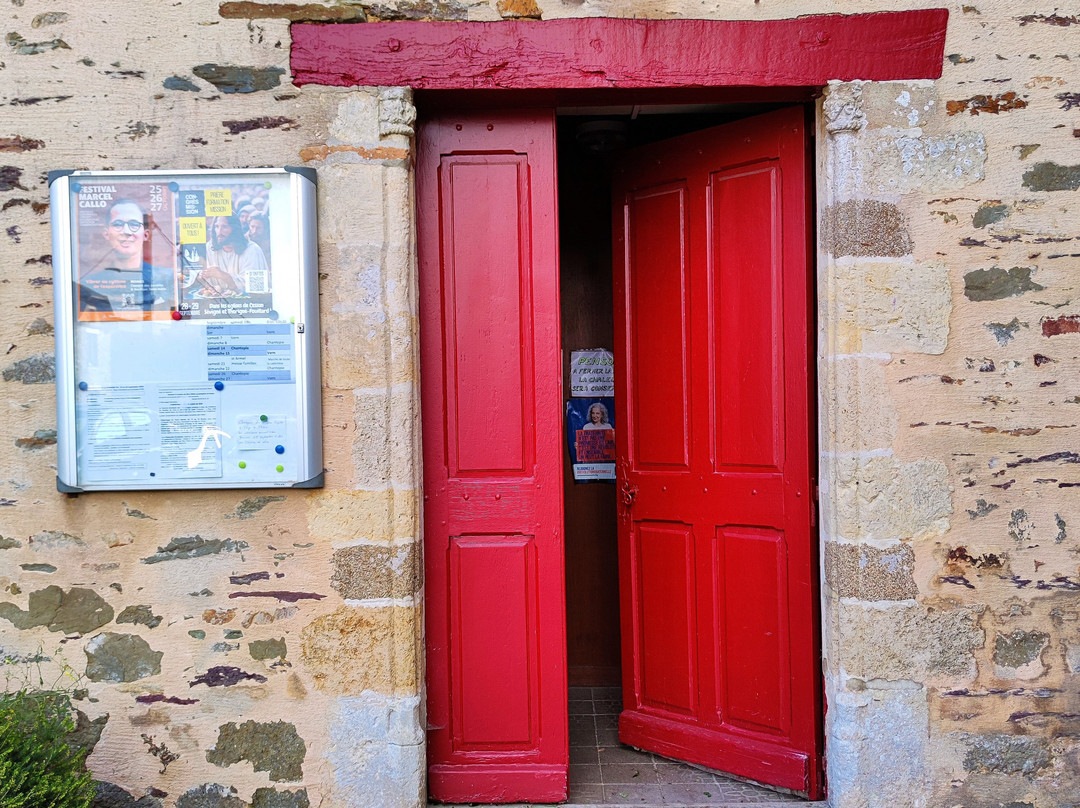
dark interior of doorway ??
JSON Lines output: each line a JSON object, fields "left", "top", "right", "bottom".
{"left": 557, "top": 104, "right": 806, "bottom": 805}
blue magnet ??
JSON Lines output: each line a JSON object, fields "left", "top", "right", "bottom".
{"left": 168, "top": 182, "right": 179, "bottom": 192}
{"left": 275, "top": 445, "right": 285, "bottom": 454}
{"left": 72, "top": 182, "right": 82, "bottom": 193}
{"left": 214, "top": 381, "right": 224, "bottom": 391}
{"left": 78, "top": 381, "right": 88, "bottom": 391}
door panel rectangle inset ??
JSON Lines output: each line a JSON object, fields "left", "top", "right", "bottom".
{"left": 715, "top": 526, "right": 791, "bottom": 735}
{"left": 449, "top": 535, "right": 537, "bottom": 749}
{"left": 635, "top": 522, "right": 697, "bottom": 715}
{"left": 442, "top": 155, "right": 532, "bottom": 476}
{"left": 710, "top": 162, "right": 784, "bottom": 471}
{"left": 624, "top": 184, "right": 690, "bottom": 470}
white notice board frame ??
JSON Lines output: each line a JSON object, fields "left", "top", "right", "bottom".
{"left": 50, "top": 167, "right": 323, "bottom": 491}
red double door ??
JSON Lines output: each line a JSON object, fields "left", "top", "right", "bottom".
{"left": 419, "top": 106, "right": 821, "bottom": 803}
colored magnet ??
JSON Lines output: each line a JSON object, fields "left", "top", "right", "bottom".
{"left": 214, "top": 381, "right": 224, "bottom": 391}
{"left": 78, "top": 381, "right": 88, "bottom": 391}
{"left": 238, "top": 461, "right": 247, "bottom": 469}
{"left": 275, "top": 445, "right": 285, "bottom": 454}
{"left": 171, "top": 310, "right": 183, "bottom": 321}
{"left": 260, "top": 415, "right": 268, "bottom": 422}
{"left": 275, "top": 465, "right": 284, "bottom": 473}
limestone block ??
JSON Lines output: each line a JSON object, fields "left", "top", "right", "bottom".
{"left": 861, "top": 81, "right": 938, "bottom": 131}
{"left": 860, "top": 131, "right": 986, "bottom": 194}
{"left": 826, "top": 455, "right": 951, "bottom": 542}
{"left": 314, "top": 163, "right": 389, "bottom": 245}
{"left": 307, "top": 489, "right": 418, "bottom": 546}
{"left": 321, "top": 243, "right": 404, "bottom": 316}
{"left": 352, "top": 389, "right": 421, "bottom": 490}
{"left": 824, "top": 540, "right": 918, "bottom": 601}
{"left": 327, "top": 91, "right": 381, "bottom": 146}
{"left": 332, "top": 692, "right": 424, "bottom": 745}
{"left": 830, "top": 259, "right": 951, "bottom": 355}
{"left": 299, "top": 604, "right": 420, "bottom": 696}
{"left": 837, "top": 601, "right": 984, "bottom": 681}
{"left": 825, "top": 682, "right": 930, "bottom": 808}
{"left": 823, "top": 81, "right": 866, "bottom": 134}
{"left": 323, "top": 310, "right": 418, "bottom": 391}
{"left": 820, "top": 356, "right": 898, "bottom": 454}
{"left": 327, "top": 696, "right": 425, "bottom": 808}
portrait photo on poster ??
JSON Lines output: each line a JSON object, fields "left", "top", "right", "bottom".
{"left": 75, "top": 181, "right": 178, "bottom": 321}
{"left": 565, "top": 397, "right": 615, "bottom": 482}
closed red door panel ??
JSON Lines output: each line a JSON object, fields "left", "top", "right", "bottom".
{"left": 711, "top": 163, "right": 785, "bottom": 470}
{"left": 613, "top": 107, "right": 822, "bottom": 798}
{"left": 419, "top": 112, "right": 567, "bottom": 804}
{"left": 716, "top": 527, "right": 791, "bottom": 735}
{"left": 635, "top": 522, "right": 697, "bottom": 715}
{"left": 625, "top": 183, "right": 691, "bottom": 470}
{"left": 450, "top": 536, "right": 538, "bottom": 749}
{"left": 444, "top": 156, "right": 531, "bottom": 475}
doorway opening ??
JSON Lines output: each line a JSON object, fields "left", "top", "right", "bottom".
{"left": 417, "top": 98, "right": 822, "bottom": 805}
{"left": 557, "top": 104, "right": 811, "bottom": 805}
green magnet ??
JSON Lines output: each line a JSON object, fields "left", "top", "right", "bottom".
{"left": 275, "top": 464, "right": 284, "bottom": 473}
{"left": 260, "top": 414, "right": 268, "bottom": 422}
{"left": 238, "top": 461, "right": 247, "bottom": 469}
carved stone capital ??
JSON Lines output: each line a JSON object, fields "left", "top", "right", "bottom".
{"left": 379, "top": 86, "right": 416, "bottom": 139}
{"left": 824, "top": 81, "right": 866, "bottom": 135}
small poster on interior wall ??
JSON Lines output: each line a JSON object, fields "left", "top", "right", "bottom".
{"left": 570, "top": 348, "right": 614, "bottom": 397}
{"left": 565, "top": 397, "right": 616, "bottom": 482}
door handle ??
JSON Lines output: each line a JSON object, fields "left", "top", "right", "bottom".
{"left": 621, "top": 482, "right": 638, "bottom": 508}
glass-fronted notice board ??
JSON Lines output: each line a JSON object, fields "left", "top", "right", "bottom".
{"left": 50, "top": 168, "right": 322, "bottom": 491}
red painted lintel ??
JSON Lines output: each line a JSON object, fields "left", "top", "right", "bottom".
{"left": 290, "top": 11, "right": 948, "bottom": 91}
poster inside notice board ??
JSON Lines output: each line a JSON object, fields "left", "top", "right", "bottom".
{"left": 50, "top": 168, "right": 322, "bottom": 491}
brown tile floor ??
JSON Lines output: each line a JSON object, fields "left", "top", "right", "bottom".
{"left": 565, "top": 686, "right": 806, "bottom": 806}
{"left": 430, "top": 687, "right": 814, "bottom": 807}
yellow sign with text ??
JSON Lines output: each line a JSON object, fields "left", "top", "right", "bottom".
{"left": 205, "top": 189, "right": 232, "bottom": 217}
{"left": 179, "top": 217, "right": 206, "bottom": 244}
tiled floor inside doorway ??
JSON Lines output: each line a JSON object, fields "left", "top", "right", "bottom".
{"left": 566, "top": 686, "right": 805, "bottom": 806}
{"left": 429, "top": 687, "right": 811, "bottom": 807}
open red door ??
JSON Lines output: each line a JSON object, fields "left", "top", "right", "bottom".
{"left": 418, "top": 112, "right": 568, "bottom": 803}
{"left": 612, "top": 106, "right": 823, "bottom": 798}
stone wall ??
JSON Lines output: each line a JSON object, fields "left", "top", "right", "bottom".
{"left": 0, "top": 2, "right": 1078, "bottom": 808}
{"left": 817, "top": 7, "right": 1080, "bottom": 807}
{"left": 1, "top": 4, "right": 422, "bottom": 807}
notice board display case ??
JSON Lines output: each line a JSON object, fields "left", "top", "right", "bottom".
{"left": 50, "top": 168, "right": 322, "bottom": 492}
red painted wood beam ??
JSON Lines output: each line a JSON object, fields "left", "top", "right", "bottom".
{"left": 291, "top": 11, "right": 948, "bottom": 90}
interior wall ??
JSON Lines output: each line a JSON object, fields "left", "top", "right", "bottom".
{"left": 557, "top": 118, "right": 621, "bottom": 687}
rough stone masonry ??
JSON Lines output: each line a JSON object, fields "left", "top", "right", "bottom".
{"left": 0, "top": 2, "right": 1078, "bottom": 808}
